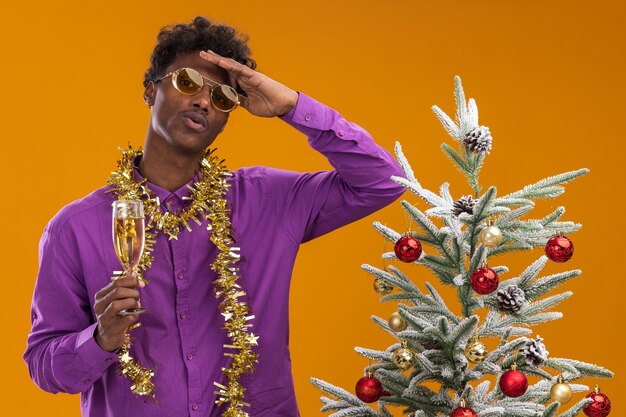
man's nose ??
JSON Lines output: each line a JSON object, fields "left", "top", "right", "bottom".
{"left": 191, "top": 85, "right": 211, "bottom": 113}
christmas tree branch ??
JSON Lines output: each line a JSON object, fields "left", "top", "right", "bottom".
{"left": 444, "top": 315, "right": 479, "bottom": 358}
{"left": 521, "top": 292, "right": 572, "bottom": 316}
{"left": 402, "top": 384, "right": 442, "bottom": 408}
{"left": 440, "top": 143, "right": 472, "bottom": 177}
{"left": 401, "top": 201, "right": 447, "bottom": 247}
{"left": 532, "top": 381, "right": 589, "bottom": 404}
{"left": 473, "top": 338, "right": 527, "bottom": 373}
{"left": 479, "top": 406, "right": 507, "bottom": 416}
{"left": 372, "top": 222, "right": 405, "bottom": 243}
{"left": 501, "top": 169, "right": 589, "bottom": 200}
{"left": 464, "top": 147, "right": 485, "bottom": 194}
{"left": 556, "top": 397, "right": 593, "bottom": 417}
{"left": 543, "top": 358, "right": 614, "bottom": 380}
{"left": 370, "top": 315, "right": 407, "bottom": 338}
{"left": 495, "top": 204, "right": 536, "bottom": 224}
{"left": 310, "top": 378, "right": 383, "bottom": 415}
{"left": 474, "top": 380, "right": 492, "bottom": 401}
{"left": 543, "top": 401, "right": 560, "bottom": 417}
{"left": 516, "top": 256, "right": 549, "bottom": 288}
{"left": 353, "top": 346, "right": 393, "bottom": 363}
{"left": 431, "top": 106, "right": 462, "bottom": 142}
{"left": 431, "top": 76, "right": 489, "bottom": 194}
{"left": 454, "top": 76, "right": 470, "bottom": 134}
{"left": 361, "top": 264, "right": 420, "bottom": 294}
{"left": 523, "top": 270, "right": 581, "bottom": 300}
{"left": 494, "top": 197, "right": 535, "bottom": 207}
{"left": 394, "top": 141, "right": 418, "bottom": 184}
{"left": 377, "top": 403, "right": 393, "bottom": 417}
{"left": 320, "top": 398, "right": 358, "bottom": 412}
{"left": 480, "top": 310, "right": 534, "bottom": 337}
{"left": 538, "top": 206, "right": 566, "bottom": 226}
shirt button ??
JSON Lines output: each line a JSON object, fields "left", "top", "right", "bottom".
{"left": 191, "top": 404, "right": 199, "bottom": 411}
{"left": 337, "top": 130, "right": 344, "bottom": 137}
{"left": 179, "top": 312, "right": 187, "bottom": 320}
{"left": 105, "top": 358, "right": 113, "bottom": 363}
{"left": 83, "top": 379, "right": 91, "bottom": 385}
{"left": 177, "top": 272, "right": 184, "bottom": 280}
{"left": 187, "top": 354, "right": 193, "bottom": 360}
{"left": 304, "top": 114, "right": 311, "bottom": 122}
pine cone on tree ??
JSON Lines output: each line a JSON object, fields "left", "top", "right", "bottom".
{"left": 520, "top": 335, "right": 549, "bottom": 366}
{"left": 496, "top": 285, "right": 526, "bottom": 313}
{"left": 464, "top": 126, "right": 492, "bottom": 154}
{"left": 452, "top": 195, "right": 475, "bottom": 216}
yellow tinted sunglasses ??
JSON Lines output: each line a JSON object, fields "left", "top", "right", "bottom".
{"left": 156, "top": 67, "right": 239, "bottom": 112}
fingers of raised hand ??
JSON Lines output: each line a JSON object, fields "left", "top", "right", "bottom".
{"left": 199, "top": 50, "right": 253, "bottom": 78}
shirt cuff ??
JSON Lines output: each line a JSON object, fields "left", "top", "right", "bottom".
{"left": 278, "top": 92, "right": 331, "bottom": 133}
{"left": 75, "top": 323, "right": 120, "bottom": 371}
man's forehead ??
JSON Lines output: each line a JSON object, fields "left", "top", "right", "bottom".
{"left": 165, "top": 52, "right": 227, "bottom": 82}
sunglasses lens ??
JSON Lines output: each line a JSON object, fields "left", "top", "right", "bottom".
{"left": 174, "top": 68, "right": 203, "bottom": 94}
{"left": 211, "top": 85, "right": 238, "bottom": 111}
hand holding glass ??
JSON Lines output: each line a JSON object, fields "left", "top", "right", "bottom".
{"left": 112, "top": 200, "right": 148, "bottom": 315}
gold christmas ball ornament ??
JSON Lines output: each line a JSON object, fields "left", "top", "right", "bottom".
{"left": 373, "top": 278, "right": 393, "bottom": 295}
{"left": 479, "top": 224, "right": 503, "bottom": 248}
{"left": 392, "top": 344, "right": 414, "bottom": 370}
{"left": 550, "top": 375, "right": 573, "bottom": 404}
{"left": 388, "top": 312, "right": 408, "bottom": 332}
{"left": 464, "top": 338, "right": 488, "bottom": 364}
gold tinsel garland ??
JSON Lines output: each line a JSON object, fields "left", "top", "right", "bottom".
{"left": 107, "top": 146, "right": 259, "bottom": 415}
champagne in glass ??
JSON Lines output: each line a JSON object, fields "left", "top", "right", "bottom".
{"left": 112, "top": 200, "right": 147, "bottom": 315}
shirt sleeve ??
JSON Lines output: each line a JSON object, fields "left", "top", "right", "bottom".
{"left": 23, "top": 219, "right": 119, "bottom": 394}
{"left": 268, "top": 92, "right": 405, "bottom": 243}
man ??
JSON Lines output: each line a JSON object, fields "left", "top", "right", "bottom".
{"left": 24, "top": 16, "right": 404, "bottom": 416}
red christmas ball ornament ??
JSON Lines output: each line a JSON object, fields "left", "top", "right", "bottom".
{"left": 499, "top": 364, "right": 528, "bottom": 397}
{"left": 355, "top": 374, "right": 383, "bottom": 403}
{"left": 470, "top": 266, "right": 499, "bottom": 295}
{"left": 450, "top": 400, "right": 478, "bottom": 417}
{"left": 545, "top": 235, "right": 574, "bottom": 263}
{"left": 394, "top": 234, "right": 423, "bottom": 262}
{"left": 584, "top": 386, "right": 611, "bottom": 417}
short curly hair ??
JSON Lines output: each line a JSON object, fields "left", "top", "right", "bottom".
{"left": 143, "top": 16, "right": 256, "bottom": 88}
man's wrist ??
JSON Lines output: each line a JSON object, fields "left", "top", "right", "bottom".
{"left": 277, "top": 90, "right": 299, "bottom": 117}
{"left": 94, "top": 328, "right": 121, "bottom": 353}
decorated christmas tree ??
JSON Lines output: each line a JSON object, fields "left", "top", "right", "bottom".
{"left": 310, "top": 77, "right": 614, "bottom": 417}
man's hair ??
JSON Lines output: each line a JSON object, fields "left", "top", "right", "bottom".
{"left": 143, "top": 16, "right": 256, "bottom": 88}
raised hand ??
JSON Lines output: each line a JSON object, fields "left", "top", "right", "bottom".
{"left": 199, "top": 50, "right": 298, "bottom": 118}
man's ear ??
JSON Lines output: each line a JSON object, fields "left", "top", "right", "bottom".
{"left": 143, "top": 82, "right": 157, "bottom": 107}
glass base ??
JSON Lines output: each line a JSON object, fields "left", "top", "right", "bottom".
{"left": 118, "top": 308, "right": 148, "bottom": 316}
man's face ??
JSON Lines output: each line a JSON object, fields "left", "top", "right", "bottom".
{"left": 144, "top": 51, "right": 231, "bottom": 155}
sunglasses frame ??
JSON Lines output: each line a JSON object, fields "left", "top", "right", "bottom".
{"left": 155, "top": 67, "right": 240, "bottom": 113}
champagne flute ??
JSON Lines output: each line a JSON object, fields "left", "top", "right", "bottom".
{"left": 112, "top": 200, "right": 148, "bottom": 315}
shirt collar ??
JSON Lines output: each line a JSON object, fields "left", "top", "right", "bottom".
{"left": 132, "top": 156, "right": 201, "bottom": 209}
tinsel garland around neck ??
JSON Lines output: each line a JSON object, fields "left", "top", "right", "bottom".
{"left": 107, "top": 146, "right": 259, "bottom": 416}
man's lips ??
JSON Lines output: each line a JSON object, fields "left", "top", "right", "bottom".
{"left": 180, "top": 111, "right": 208, "bottom": 132}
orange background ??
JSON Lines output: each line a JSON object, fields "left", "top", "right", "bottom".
{"left": 1, "top": 1, "right": 624, "bottom": 415}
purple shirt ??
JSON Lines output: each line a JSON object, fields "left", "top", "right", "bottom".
{"left": 24, "top": 93, "right": 404, "bottom": 417}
